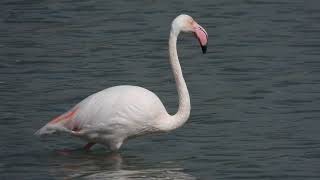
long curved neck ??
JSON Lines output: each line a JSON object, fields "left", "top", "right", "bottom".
{"left": 166, "top": 29, "right": 191, "bottom": 130}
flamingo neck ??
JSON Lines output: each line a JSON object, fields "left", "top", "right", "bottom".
{"left": 164, "top": 29, "right": 191, "bottom": 131}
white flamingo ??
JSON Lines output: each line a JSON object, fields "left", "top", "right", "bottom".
{"left": 36, "top": 14, "right": 208, "bottom": 151}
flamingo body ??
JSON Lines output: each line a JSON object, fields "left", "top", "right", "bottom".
{"left": 37, "top": 85, "right": 169, "bottom": 150}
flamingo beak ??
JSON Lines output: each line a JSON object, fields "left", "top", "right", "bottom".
{"left": 193, "top": 23, "right": 208, "bottom": 54}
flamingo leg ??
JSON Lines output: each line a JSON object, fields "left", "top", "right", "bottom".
{"left": 84, "top": 142, "right": 95, "bottom": 151}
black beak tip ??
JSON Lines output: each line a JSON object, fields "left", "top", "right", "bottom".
{"left": 201, "top": 45, "right": 207, "bottom": 54}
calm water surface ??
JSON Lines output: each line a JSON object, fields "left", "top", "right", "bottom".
{"left": 1, "top": 0, "right": 320, "bottom": 179}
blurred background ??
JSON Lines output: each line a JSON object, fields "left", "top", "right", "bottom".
{"left": 1, "top": 0, "right": 320, "bottom": 179}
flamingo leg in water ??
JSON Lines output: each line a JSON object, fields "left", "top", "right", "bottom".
{"left": 84, "top": 142, "right": 95, "bottom": 151}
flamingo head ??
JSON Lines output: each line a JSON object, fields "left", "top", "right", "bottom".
{"left": 172, "top": 14, "right": 208, "bottom": 54}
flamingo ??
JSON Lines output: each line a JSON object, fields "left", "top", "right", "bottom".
{"left": 36, "top": 14, "right": 208, "bottom": 151}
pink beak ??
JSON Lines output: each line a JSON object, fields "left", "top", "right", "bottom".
{"left": 193, "top": 23, "right": 208, "bottom": 54}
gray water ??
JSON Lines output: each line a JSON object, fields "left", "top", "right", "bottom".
{"left": 1, "top": 0, "right": 320, "bottom": 179}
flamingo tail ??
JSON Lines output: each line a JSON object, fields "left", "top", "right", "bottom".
{"left": 35, "top": 108, "right": 79, "bottom": 136}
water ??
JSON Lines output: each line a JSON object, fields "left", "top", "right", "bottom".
{"left": 1, "top": 0, "right": 320, "bottom": 179}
